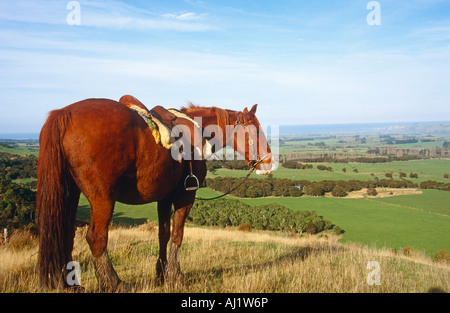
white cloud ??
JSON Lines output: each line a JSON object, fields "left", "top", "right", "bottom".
{"left": 0, "top": 0, "right": 216, "bottom": 32}
{"left": 163, "top": 12, "right": 204, "bottom": 21}
{"left": 83, "top": 15, "right": 214, "bottom": 32}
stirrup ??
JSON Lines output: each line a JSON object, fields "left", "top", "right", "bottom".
{"left": 184, "top": 174, "right": 199, "bottom": 191}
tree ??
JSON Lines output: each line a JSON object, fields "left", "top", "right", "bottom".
{"left": 367, "top": 187, "right": 378, "bottom": 196}
{"left": 331, "top": 185, "right": 348, "bottom": 197}
{"left": 0, "top": 177, "right": 36, "bottom": 230}
{"left": 304, "top": 184, "right": 325, "bottom": 196}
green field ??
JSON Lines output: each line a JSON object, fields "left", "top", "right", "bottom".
{"left": 76, "top": 185, "right": 450, "bottom": 258}
{"left": 0, "top": 143, "right": 39, "bottom": 156}
{"left": 194, "top": 188, "right": 450, "bottom": 257}
{"left": 71, "top": 150, "right": 450, "bottom": 259}
{"left": 235, "top": 190, "right": 450, "bottom": 257}
{"left": 77, "top": 194, "right": 158, "bottom": 226}
{"left": 209, "top": 159, "right": 450, "bottom": 182}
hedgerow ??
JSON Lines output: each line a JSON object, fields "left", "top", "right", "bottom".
{"left": 205, "top": 177, "right": 423, "bottom": 198}
{"left": 187, "top": 199, "right": 334, "bottom": 234}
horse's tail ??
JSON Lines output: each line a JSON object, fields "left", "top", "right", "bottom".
{"left": 36, "top": 109, "right": 76, "bottom": 289}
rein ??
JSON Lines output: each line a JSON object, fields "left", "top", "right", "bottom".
{"left": 194, "top": 155, "right": 268, "bottom": 201}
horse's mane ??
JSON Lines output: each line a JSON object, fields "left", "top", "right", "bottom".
{"left": 180, "top": 102, "right": 206, "bottom": 113}
{"left": 181, "top": 103, "right": 230, "bottom": 142}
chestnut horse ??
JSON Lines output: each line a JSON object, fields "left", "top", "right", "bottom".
{"left": 36, "top": 97, "right": 275, "bottom": 291}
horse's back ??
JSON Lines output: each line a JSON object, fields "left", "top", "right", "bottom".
{"left": 55, "top": 99, "right": 151, "bottom": 198}
{"left": 65, "top": 98, "right": 140, "bottom": 128}
{"left": 49, "top": 98, "right": 181, "bottom": 204}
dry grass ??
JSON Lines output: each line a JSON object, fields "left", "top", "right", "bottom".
{"left": 0, "top": 225, "right": 449, "bottom": 293}
{"left": 336, "top": 188, "right": 423, "bottom": 199}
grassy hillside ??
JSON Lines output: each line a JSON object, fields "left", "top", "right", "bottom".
{"left": 0, "top": 143, "right": 39, "bottom": 156}
{"left": 194, "top": 188, "right": 450, "bottom": 257}
{"left": 1, "top": 225, "right": 448, "bottom": 293}
{"left": 75, "top": 179, "right": 450, "bottom": 258}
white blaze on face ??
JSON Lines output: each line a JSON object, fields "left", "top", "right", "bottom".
{"left": 255, "top": 156, "right": 277, "bottom": 175}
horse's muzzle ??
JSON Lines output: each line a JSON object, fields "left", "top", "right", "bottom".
{"left": 255, "top": 156, "right": 276, "bottom": 175}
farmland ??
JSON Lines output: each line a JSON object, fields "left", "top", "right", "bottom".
{"left": 211, "top": 159, "right": 450, "bottom": 183}
{"left": 200, "top": 131, "right": 450, "bottom": 257}
{"left": 68, "top": 131, "right": 450, "bottom": 258}
{"left": 1, "top": 127, "right": 450, "bottom": 292}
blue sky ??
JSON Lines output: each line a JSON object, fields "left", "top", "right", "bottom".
{"left": 0, "top": 0, "right": 449, "bottom": 133}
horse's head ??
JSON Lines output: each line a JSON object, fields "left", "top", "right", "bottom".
{"left": 233, "top": 104, "right": 276, "bottom": 175}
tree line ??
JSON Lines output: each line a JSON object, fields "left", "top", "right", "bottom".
{"left": 0, "top": 152, "right": 37, "bottom": 181}
{"left": 205, "top": 176, "right": 424, "bottom": 198}
{"left": 0, "top": 177, "right": 36, "bottom": 230}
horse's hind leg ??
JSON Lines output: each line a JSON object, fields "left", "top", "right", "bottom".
{"left": 165, "top": 195, "right": 195, "bottom": 286}
{"left": 86, "top": 198, "right": 124, "bottom": 292}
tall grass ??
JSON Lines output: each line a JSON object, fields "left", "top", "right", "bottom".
{"left": 0, "top": 225, "right": 448, "bottom": 293}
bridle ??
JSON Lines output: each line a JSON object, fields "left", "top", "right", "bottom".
{"left": 234, "top": 111, "right": 267, "bottom": 168}
{"left": 194, "top": 154, "right": 269, "bottom": 201}
{"left": 189, "top": 110, "right": 270, "bottom": 200}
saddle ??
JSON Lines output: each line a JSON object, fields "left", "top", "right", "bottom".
{"left": 119, "top": 95, "right": 202, "bottom": 152}
{"left": 119, "top": 95, "right": 204, "bottom": 191}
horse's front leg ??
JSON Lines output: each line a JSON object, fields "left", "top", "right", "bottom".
{"left": 165, "top": 194, "right": 195, "bottom": 286}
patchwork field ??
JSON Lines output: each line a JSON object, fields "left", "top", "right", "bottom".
{"left": 209, "top": 159, "right": 450, "bottom": 183}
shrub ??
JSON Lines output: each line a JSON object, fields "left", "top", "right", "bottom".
{"left": 367, "top": 187, "right": 378, "bottom": 196}
{"left": 304, "top": 184, "right": 325, "bottom": 196}
{"left": 188, "top": 199, "right": 335, "bottom": 234}
{"left": 331, "top": 185, "right": 348, "bottom": 197}
{"left": 305, "top": 222, "right": 317, "bottom": 234}
{"left": 238, "top": 222, "right": 252, "bottom": 232}
{"left": 420, "top": 180, "right": 450, "bottom": 191}
{"left": 433, "top": 250, "right": 449, "bottom": 263}
{"left": 317, "top": 165, "right": 332, "bottom": 171}
{"left": 333, "top": 226, "right": 342, "bottom": 235}
{"left": 402, "top": 246, "right": 414, "bottom": 257}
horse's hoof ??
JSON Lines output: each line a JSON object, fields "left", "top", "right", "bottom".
{"left": 165, "top": 271, "right": 186, "bottom": 287}
{"left": 115, "top": 281, "right": 132, "bottom": 293}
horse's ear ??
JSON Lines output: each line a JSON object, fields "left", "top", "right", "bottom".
{"left": 243, "top": 107, "right": 249, "bottom": 114}
{"left": 250, "top": 104, "right": 258, "bottom": 115}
